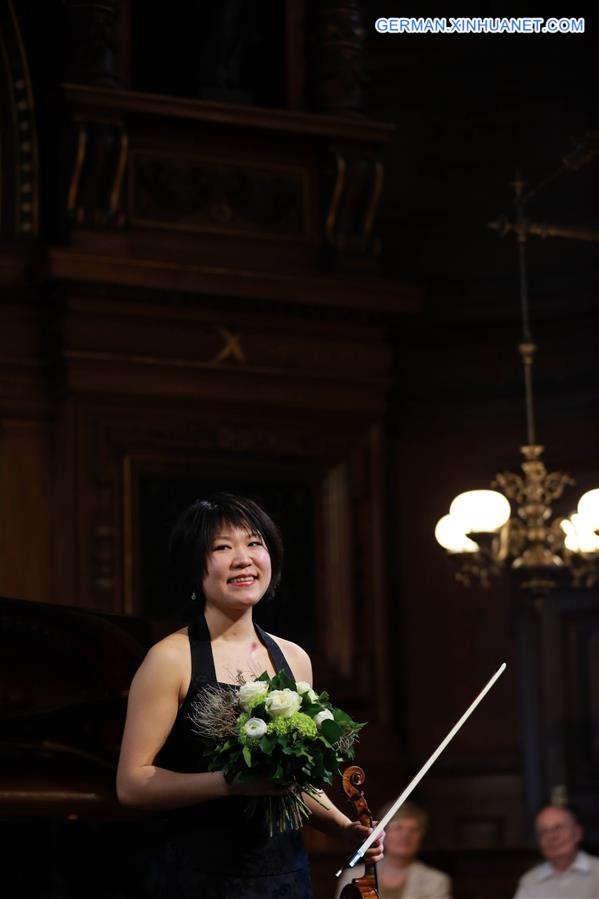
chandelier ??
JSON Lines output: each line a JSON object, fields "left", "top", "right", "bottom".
{"left": 434, "top": 168, "right": 599, "bottom": 592}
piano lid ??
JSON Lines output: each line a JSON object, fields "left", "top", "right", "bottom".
{"left": 0, "top": 596, "right": 151, "bottom": 818}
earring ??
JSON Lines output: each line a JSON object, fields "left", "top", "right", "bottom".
{"left": 191, "top": 591, "right": 197, "bottom": 602}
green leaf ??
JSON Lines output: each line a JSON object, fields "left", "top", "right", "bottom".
{"left": 243, "top": 746, "right": 253, "bottom": 768}
{"left": 259, "top": 734, "right": 276, "bottom": 754}
{"left": 321, "top": 719, "right": 343, "bottom": 744}
{"left": 270, "top": 669, "right": 295, "bottom": 691}
{"left": 333, "top": 709, "right": 365, "bottom": 731}
{"left": 332, "top": 709, "right": 352, "bottom": 726}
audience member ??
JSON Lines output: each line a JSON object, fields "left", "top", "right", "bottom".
{"left": 377, "top": 800, "right": 452, "bottom": 899}
{"left": 514, "top": 805, "right": 599, "bottom": 898}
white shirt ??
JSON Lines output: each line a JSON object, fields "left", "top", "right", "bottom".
{"left": 514, "top": 851, "right": 599, "bottom": 899}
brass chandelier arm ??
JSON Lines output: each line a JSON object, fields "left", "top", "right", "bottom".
{"left": 453, "top": 554, "right": 502, "bottom": 590}
{"left": 567, "top": 554, "right": 599, "bottom": 589}
{"left": 541, "top": 469, "right": 575, "bottom": 503}
{"left": 546, "top": 518, "right": 567, "bottom": 551}
{"left": 492, "top": 471, "right": 526, "bottom": 505}
{"left": 489, "top": 216, "right": 599, "bottom": 246}
{"left": 506, "top": 518, "right": 527, "bottom": 558}
{"left": 520, "top": 129, "right": 599, "bottom": 204}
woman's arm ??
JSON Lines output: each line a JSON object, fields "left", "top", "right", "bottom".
{"left": 116, "top": 639, "right": 285, "bottom": 810}
{"left": 116, "top": 639, "right": 231, "bottom": 809}
{"left": 304, "top": 790, "right": 385, "bottom": 863}
{"left": 303, "top": 789, "right": 353, "bottom": 836}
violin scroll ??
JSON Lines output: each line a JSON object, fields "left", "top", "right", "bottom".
{"left": 342, "top": 766, "right": 375, "bottom": 829}
{"left": 338, "top": 766, "right": 379, "bottom": 899}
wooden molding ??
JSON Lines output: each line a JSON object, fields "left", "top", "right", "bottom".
{"left": 62, "top": 83, "right": 396, "bottom": 144}
{"left": 48, "top": 248, "right": 420, "bottom": 314}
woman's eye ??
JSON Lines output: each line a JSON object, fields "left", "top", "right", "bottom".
{"left": 213, "top": 544, "right": 230, "bottom": 551}
{"left": 249, "top": 540, "right": 263, "bottom": 547}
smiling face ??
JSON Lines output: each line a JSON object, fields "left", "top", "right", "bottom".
{"left": 384, "top": 817, "right": 424, "bottom": 865}
{"left": 202, "top": 522, "right": 272, "bottom": 614}
{"left": 535, "top": 807, "right": 582, "bottom": 869}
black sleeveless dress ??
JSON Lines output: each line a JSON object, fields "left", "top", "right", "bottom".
{"left": 152, "top": 614, "right": 313, "bottom": 899}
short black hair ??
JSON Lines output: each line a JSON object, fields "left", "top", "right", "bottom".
{"left": 169, "top": 493, "right": 284, "bottom": 609}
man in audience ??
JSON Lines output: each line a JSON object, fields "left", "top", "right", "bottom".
{"left": 514, "top": 805, "right": 599, "bottom": 898}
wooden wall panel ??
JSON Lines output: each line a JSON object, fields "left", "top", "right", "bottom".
{"left": 394, "top": 423, "right": 521, "bottom": 764}
{"left": 0, "top": 419, "right": 52, "bottom": 602}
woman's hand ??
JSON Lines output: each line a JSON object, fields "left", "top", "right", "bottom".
{"left": 301, "top": 790, "right": 384, "bottom": 862}
{"left": 342, "top": 819, "right": 385, "bottom": 864}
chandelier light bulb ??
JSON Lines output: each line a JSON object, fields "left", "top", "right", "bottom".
{"left": 449, "top": 490, "right": 511, "bottom": 534}
{"left": 577, "top": 489, "right": 599, "bottom": 529}
{"left": 434, "top": 514, "right": 479, "bottom": 553}
{"left": 561, "top": 514, "right": 599, "bottom": 553}
{"left": 561, "top": 518, "right": 578, "bottom": 552}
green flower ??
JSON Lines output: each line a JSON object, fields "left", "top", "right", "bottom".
{"left": 244, "top": 695, "right": 267, "bottom": 712}
{"left": 291, "top": 712, "right": 318, "bottom": 737}
{"left": 267, "top": 712, "right": 318, "bottom": 738}
{"left": 237, "top": 712, "right": 251, "bottom": 744}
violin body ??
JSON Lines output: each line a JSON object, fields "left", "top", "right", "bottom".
{"left": 338, "top": 766, "right": 380, "bottom": 899}
{"left": 339, "top": 876, "right": 379, "bottom": 899}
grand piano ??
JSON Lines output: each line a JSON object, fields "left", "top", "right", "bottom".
{"left": 0, "top": 596, "right": 154, "bottom": 898}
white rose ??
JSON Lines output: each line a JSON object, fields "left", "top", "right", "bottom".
{"left": 314, "top": 709, "right": 334, "bottom": 728}
{"left": 296, "top": 681, "right": 319, "bottom": 703}
{"left": 238, "top": 680, "right": 269, "bottom": 710}
{"left": 243, "top": 717, "right": 268, "bottom": 739}
{"left": 265, "top": 688, "right": 302, "bottom": 719}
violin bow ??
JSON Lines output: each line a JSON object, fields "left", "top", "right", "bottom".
{"left": 336, "top": 661, "right": 507, "bottom": 876}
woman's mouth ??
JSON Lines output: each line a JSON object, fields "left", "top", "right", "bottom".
{"left": 227, "top": 575, "right": 257, "bottom": 586}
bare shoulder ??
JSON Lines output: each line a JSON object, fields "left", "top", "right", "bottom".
{"left": 268, "top": 633, "right": 313, "bottom": 684}
{"left": 148, "top": 627, "right": 188, "bottom": 664}
{"left": 119, "top": 629, "right": 191, "bottom": 769}
{"left": 133, "top": 628, "right": 190, "bottom": 690}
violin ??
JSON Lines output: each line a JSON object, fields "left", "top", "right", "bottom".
{"left": 338, "top": 766, "right": 380, "bottom": 899}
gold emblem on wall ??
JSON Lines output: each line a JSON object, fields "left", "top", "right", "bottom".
{"left": 211, "top": 327, "right": 246, "bottom": 365}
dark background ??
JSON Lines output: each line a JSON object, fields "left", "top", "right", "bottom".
{"left": 1, "top": 2, "right": 598, "bottom": 897}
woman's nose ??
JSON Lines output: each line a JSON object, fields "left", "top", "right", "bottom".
{"left": 231, "top": 547, "right": 252, "bottom": 566}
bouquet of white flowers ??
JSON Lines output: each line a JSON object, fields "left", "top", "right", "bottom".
{"left": 189, "top": 669, "right": 363, "bottom": 834}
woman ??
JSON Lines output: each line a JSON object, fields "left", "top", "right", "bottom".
{"left": 376, "top": 801, "right": 451, "bottom": 899}
{"left": 117, "top": 493, "right": 383, "bottom": 898}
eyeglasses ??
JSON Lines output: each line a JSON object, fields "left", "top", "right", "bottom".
{"left": 537, "top": 823, "right": 575, "bottom": 838}
{"left": 386, "top": 821, "right": 424, "bottom": 835}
